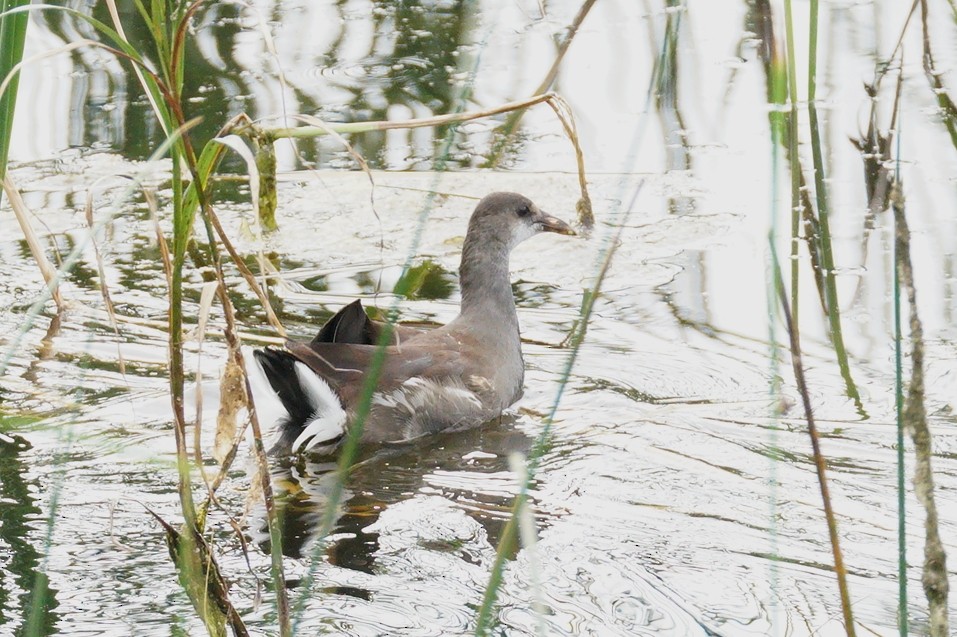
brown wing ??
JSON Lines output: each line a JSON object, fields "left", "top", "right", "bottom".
{"left": 285, "top": 335, "right": 468, "bottom": 407}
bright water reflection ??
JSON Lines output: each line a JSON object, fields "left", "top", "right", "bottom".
{"left": 2, "top": 1, "right": 957, "bottom": 636}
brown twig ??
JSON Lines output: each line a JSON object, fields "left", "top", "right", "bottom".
{"left": 2, "top": 174, "right": 65, "bottom": 311}
{"left": 771, "top": 251, "right": 857, "bottom": 637}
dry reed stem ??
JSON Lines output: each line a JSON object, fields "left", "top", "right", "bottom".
{"left": 920, "top": 0, "right": 957, "bottom": 148}
{"left": 180, "top": 147, "right": 291, "bottom": 634}
{"left": 84, "top": 179, "right": 128, "bottom": 376}
{"left": 258, "top": 93, "right": 555, "bottom": 140}
{"left": 533, "top": 0, "right": 598, "bottom": 96}
{"left": 892, "top": 183, "right": 950, "bottom": 637}
{"left": 194, "top": 280, "right": 219, "bottom": 465}
{"left": 239, "top": 92, "right": 593, "bottom": 228}
{"left": 545, "top": 95, "right": 594, "bottom": 227}
{"left": 773, "top": 258, "right": 857, "bottom": 637}
{"left": 3, "top": 174, "right": 65, "bottom": 311}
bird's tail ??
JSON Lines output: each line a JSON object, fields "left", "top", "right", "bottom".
{"left": 249, "top": 347, "right": 347, "bottom": 454}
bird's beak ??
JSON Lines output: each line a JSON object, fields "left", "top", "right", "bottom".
{"left": 536, "top": 213, "right": 577, "bottom": 236}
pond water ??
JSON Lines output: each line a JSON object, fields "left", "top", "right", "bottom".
{"left": 2, "top": 1, "right": 957, "bottom": 636}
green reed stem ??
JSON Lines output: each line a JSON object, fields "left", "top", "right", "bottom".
{"left": 782, "top": 0, "right": 801, "bottom": 321}
{"left": 119, "top": 0, "right": 290, "bottom": 636}
{"left": 473, "top": 169, "right": 639, "bottom": 636}
{"left": 767, "top": 39, "right": 788, "bottom": 635}
{"left": 807, "top": 103, "right": 862, "bottom": 410}
{"left": 474, "top": 226, "right": 630, "bottom": 636}
{"left": 96, "top": 2, "right": 274, "bottom": 632}
{"left": 473, "top": 6, "right": 660, "bottom": 624}
{"left": 806, "top": 1, "right": 861, "bottom": 410}
{"left": 474, "top": 504, "right": 517, "bottom": 635}
{"left": 0, "top": 0, "right": 29, "bottom": 190}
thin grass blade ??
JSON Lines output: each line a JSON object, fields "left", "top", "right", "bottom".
{"left": 0, "top": 0, "right": 30, "bottom": 187}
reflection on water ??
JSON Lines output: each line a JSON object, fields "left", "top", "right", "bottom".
{"left": 4, "top": 166, "right": 952, "bottom": 634}
{"left": 0, "top": 434, "right": 58, "bottom": 633}
{"left": 21, "top": 1, "right": 482, "bottom": 169}
{"left": 257, "top": 415, "right": 531, "bottom": 576}
{"left": 2, "top": 0, "right": 957, "bottom": 635}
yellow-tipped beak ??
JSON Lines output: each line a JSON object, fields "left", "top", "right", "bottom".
{"left": 536, "top": 213, "right": 576, "bottom": 236}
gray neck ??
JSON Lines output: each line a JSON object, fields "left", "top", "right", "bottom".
{"left": 458, "top": 234, "right": 518, "bottom": 329}
{"left": 456, "top": 227, "right": 526, "bottom": 404}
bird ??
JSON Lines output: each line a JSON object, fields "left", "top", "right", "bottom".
{"left": 249, "top": 192, "right": 576, "bottom": 455}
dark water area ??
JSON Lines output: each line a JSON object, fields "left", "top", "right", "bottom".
{"left": 2, "top": 1, "right": 957, "bottom": 635}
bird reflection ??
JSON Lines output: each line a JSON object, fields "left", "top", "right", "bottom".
{"left": 254, "top": 415, "right": 533, "bottom": 579}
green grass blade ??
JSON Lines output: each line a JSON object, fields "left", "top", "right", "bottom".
{"left": 767, "top": 36, "right": 788, "bottom": 636}
{"left": 0, "top": 4, "right": 176, "bottom": 138}
{"left": 473, "top": 176, "right": 640, "bottom": 634}
{"left": 782, "top": 0, "right": 801, "bottom": 319}
{"left": 181, "top": 139, "right": 227, "bottom": 231}
{"left": 0, "top": 0, "right": 30, "bottom": 185}
{"left": 806, "top": 0, "right": 861, "bottom": 411}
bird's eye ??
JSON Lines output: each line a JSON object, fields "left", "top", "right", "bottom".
{"left": 517, "top": 205, "right": 532, "bottom": 218}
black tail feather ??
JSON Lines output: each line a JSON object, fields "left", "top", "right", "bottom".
{"left": 312, "top": 299, "right": 377, "bottom": 345}
{"left": 252, "top": 348, "right": 314, "bottom": 446}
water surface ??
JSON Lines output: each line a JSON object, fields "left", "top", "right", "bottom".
{"left": 2, "top": 1, "right": 957, "bottom": 635}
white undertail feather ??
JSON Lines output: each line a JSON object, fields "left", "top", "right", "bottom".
{"left": 243, "top": 347, "right": 288, "bottom": 433}
{"left": 291, "top": 362, "right": 348, "bottom": 452}
{"left": 244, "top": 349, "right": 348, "bottom": 453}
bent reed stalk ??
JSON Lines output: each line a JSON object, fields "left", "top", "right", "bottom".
{"left": 233, "top": 92, "right": 594, "bottom": 231}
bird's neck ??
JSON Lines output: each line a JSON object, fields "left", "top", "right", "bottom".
{"left": 458, "top": 236, "right": 518, "bottom": 328}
